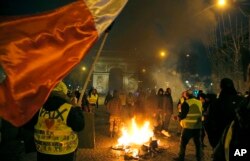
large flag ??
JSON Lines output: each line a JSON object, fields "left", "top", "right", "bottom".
{"left": 0, "top": 0, "right": 127, "bottom": 126}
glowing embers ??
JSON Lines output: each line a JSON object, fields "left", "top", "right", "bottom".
{"left": 124, "top": 148, "right": 139, "bottom": 160}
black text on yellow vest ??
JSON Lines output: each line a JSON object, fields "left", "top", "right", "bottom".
{"left": 180, "top": 98, "right": 203, "bottom": 129}
{"left": 34, "top": 103, "right": 78, "bottom": 155}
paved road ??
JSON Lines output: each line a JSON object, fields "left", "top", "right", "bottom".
{"left": 24, "top": 106, "right": 213, "bottom": 161}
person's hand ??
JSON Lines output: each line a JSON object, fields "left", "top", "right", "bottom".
{"left": 173, "top": 115, "right": 178, "bottom": 121}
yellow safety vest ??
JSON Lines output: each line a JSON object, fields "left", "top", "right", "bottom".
{"left": 180, "top": 98, "right": 202, "bottom": 129}
{"left": 34, "top": 103, "right": 78, "bottom": 155}
{"left": 88, "top": 94, "right": 98, "bottom": 104}
{"left": 224, "top": 121, "right": 234, "bottom": 161}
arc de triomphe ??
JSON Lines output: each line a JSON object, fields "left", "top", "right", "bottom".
{"left": 92, "top": 55, "right": 139, "bottom": 94}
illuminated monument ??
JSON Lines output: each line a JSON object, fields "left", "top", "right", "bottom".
{"left": 93, "top": 53, "right": 139, "bottom": 94}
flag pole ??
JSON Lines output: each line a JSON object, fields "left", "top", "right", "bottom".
{"left": 77, "top": 31, "right": 109, "bottom": 106}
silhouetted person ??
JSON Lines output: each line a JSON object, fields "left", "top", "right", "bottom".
{"left": 126, "top": 92, "right": 136, "bottom": 118}
{"left": 155, "top": 88, "right": 165, "bottom": 133}
{"left": 201, "top": 93, "right": 217, "bottom": 148}
{"left": 206, "top": 78, "right": 243, "bottom": 149}
{"left": 162, "top": 87, "right": 173, "bottom": 133}
{"left": 104, "top": 90, "right": 113, "bottom": 106}
{"left": 106, "top": 90, "right": 122, "bottom": 137}
{"left": 213, "top": 93, "right": 250, "bottom": 161}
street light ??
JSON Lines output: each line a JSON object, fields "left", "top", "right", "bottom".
{"left": 159, "top": 50, "right": 170, "bottom": 59}
{"left": 160, "top": 51, "right": 166, "bottom": 57}
{"left": 218, "top": 0, "right": 226, "bottom": 7}
{"left": 81, "top": 66, "right": 86, "bottom": 71}
{"left": 217, "top": 0, "right": 250, "bottom": 87}
{"left": 195, "top": 0, "right": 227, "bottom": 16}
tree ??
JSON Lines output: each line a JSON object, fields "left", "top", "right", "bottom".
{"left": 206, "top": 10, "right": 249, "bottom": 92}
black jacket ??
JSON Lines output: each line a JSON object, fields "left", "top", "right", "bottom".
{"left": 206, "top": 93, "right": 243, "bottom": 148}
{"left": 213, "top": 96, "right": 250, "bottom": 161}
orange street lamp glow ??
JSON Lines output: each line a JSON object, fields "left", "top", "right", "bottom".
{"left": 160, "top": 51, "right": 166, "bottom": 57}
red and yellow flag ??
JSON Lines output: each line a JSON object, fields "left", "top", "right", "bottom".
{"left": 0, "top": 0, "right": 127, "bottom": 126}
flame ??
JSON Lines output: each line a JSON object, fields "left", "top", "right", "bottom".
{"left": 117, "top": 118, "right": 154, "bottom": 146}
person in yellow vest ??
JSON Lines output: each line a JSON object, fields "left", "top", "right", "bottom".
{"left": 173, "top": 90, "right": 203, "bottom": 161}
{"left": 34, "top": 81, "right": 84, "bottom": 161}
{"left": 87, "top": 87, "right": 99, "bottom": 113}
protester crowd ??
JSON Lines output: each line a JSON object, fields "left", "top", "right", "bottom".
{"left": 0, "top": 77, "right": 249, "bottom": 161}
{"left": 172, "top": 78, "right": 250, "bottom": 161}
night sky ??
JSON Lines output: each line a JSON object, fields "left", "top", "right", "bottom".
{"left": 1, "top": 0, "right": 249, "bottom": 79}
{"left": 106, "top": 0, "right": 217, "bottom": 51}
{"left": 93, "top": 0, "right": 217, "bottom": 76}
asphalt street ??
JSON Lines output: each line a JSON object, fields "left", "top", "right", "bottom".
{"left": 24, "top": 105, "right": 213, "bottom": 161}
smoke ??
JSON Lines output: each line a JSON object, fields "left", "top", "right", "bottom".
{"left": 78, "top": 0, "right": 218, "bottom": 98}
{"left": 101, "top": 0, "right": 217, "bottom": 97}
{"left": 106, "top": 0, "right": 217, "bottom": 57}
{"left": 151, "top": 66, "right": 186, "bottom": 102}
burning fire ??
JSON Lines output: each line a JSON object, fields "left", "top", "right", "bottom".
{"left": 117, "top": 118, "right": 154, "bottom": 146}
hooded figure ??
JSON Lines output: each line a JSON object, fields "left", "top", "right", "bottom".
{"left": 206, "top": 78, "right": 243, "bottom": 149}
{"left": 213, "top": 94, "right": 250, "bottom": 161}
{"left": 219, "top": 78, "right": 237, "bottom": 98}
